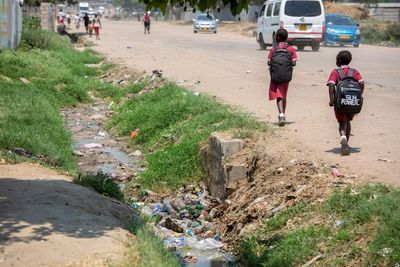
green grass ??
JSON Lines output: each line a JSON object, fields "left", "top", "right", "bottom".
{"left": 361, "top": 20, "right": 400, "bottom": 46}
{"left": 132, "top": 227, "right": 181, "bottom": 267}
{"left": 0, "top": 27, "right": 108, "bottom": 171}
{"left": 0, "top": 84, "right": 76, "bottom": 170}
{"left": 109, "top": 83, "right": 268, "bottom": 191}
{"left": 74, "top": 172, "right": 124, "bottom": 201}
{"left": 237, "top": 185, "right": 400, "bottom": 266}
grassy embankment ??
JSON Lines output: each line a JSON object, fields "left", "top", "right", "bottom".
{"left": 361, "top": 20, "right": 400, "bottom": 46}
{"left": 0, "top": 18, "right": 180, "bottom": 267}
{"left": 108, "top": 83, "right": 267, "bottom": 192}
{"left": 238, "top": 184, "right": 400, "bottom": 266}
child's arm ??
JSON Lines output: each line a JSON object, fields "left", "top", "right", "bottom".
{"left": 328, "top": 84, "right": 335, "bottom": 106}
{"left": 360, "top": 81, "right": 365, "bottom": 94}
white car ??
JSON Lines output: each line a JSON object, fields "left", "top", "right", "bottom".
{"left": 256, "top": 0, "right": 325, "bottom": 51}
{"left": 193, "top": 13, "right": 219, "bottom": 34}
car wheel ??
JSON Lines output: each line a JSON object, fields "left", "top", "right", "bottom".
{"left": 312, "top": 42, "right": 320, "bottom": 52}
{"left": 353, "top": 43, "right": 359, "bottom": 48}
{"left": 297, "top": 45, "right": 305, "bottom": 51}
{"left": 214, "top": 31, "right": 217, "bottom": 34}
{"left": 194, "top": 30, "right": 197, "bottom": 33}
{"left": 258, "top": 34, "right": 267, "bottom": 50}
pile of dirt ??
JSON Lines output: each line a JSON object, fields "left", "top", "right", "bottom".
{"left": 199, "top": 132, "right": 363, "bottom": 248}
{"left": 324, "top": 3, "right": 370, "bottom": 20}
{"left": 99, "top": 64, "right": 143, "bottom": 85}
{"left": 219, "top": 22, "right": 256, "bottom": 37}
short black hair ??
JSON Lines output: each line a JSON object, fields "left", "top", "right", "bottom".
{"left": 336, "top": 50, "right": 352, "bottom": 67}
{"left": 275, "top": 29, "right": 288, "bottom": 43}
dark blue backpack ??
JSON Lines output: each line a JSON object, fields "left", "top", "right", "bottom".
{"left": 335, "top": 68, "right": 363, "bottom": 114}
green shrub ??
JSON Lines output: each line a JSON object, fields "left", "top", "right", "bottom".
{"left": 21, "top": 29, "right": 66, "bottom": 50}
{"left": 23, "top": 16, "right": 41, "bottom": 30}
{"left": 361, "top": 20, "right": 400, "bottom": 45}
{"left": 74, "top": 172, "right": 124, "bottom": 201}
{"left": 110, "top": 84, "right": 268, "bottom": 191}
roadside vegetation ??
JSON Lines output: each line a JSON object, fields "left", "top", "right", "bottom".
{"left": 109, "top": 83, "right": 268, "bottom": 191}
{"left": 0, "top": 17, "right": 101, "bottom": 172}
{"left": 0, "top": 17, "right": 180, "bottom": 267}
{"left": 237, "top": 184, "right": 400, "bottom": 266}
{"left": 361, "top": 20, "right": 400, "bottom": 46}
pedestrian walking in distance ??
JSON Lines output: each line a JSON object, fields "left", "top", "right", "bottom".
{"left": 83, "top": 13, "right": 90, "bottom": 33}
{"left": 143, "top": 12, "right": 151, "bottom": 34}
{"left": 267, "top": 29, "right": 298, "bottom": 126}
{"left": 327, "top": 51, "right": 364, "bottom": 156}
{"left": 92, "top": 14, "right": 102, "bottom": 40}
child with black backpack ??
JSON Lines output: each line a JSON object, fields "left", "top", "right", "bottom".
{"left": 327, "top": 50, "right": 364, "bottom": 156}
{"left": 268, "top": 29, "right": 298, "bottom": 126}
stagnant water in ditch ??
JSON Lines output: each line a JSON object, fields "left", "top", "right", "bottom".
{"left": 62, "top": 98, "right": 234, "bottom": 266}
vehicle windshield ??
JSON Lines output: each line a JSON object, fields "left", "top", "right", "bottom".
{"left": 327, "top": 16, "right": 354, "bottom": 26}
{"left": 196, "top": 14, "right": 215, "bottom": 20}
{"left": 80, "top": 7, "right": 89, "bottom": 11}
{"left": 284, "top": 1, "right": 321, "bottom": 17}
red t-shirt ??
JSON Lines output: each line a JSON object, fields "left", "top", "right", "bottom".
{"left": 327, "top": 65, "right": 363, "bottom": 85}
{"left": 267, "top": 42, "right": 298, "bottom": 63}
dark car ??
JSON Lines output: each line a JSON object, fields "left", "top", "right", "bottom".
{"left": 324, "top": 13, "right": 360, "bottom": 47}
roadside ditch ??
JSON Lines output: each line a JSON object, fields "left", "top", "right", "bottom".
{"left": 63, "top": 56, "right": 400, "bottom": 266}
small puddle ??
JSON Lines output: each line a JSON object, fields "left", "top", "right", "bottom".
{"left": 62, "top": 101, "right": 139, "bottom": 180}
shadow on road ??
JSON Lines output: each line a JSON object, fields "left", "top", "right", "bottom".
{"left": 325, "top": 147, "right": 361, "bottom": 155}
{"left": 0, "top": 178, "right": 135, "bottom": 246}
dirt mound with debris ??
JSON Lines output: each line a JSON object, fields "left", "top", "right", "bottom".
{"left": 0, "top": 163, "right": 135, "bottom": 267}
{"left": 219, "top": 22, "right": 256, "bottom": 37}
{"left": 204, "top": 132, "right": 364, "bottom": 247}
{"left": 324, "top": 3, "right": 370, "bottom": 20}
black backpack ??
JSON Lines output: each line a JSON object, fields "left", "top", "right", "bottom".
{"left": 335, "top": 68, "right": 363, "bottom": 114}
{"left": 269, "top": 46, "right": 293, "bottom": 84}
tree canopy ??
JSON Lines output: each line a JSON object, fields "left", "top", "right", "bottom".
{"left": 140, "top": 0, "right": 252, "bottom": 15}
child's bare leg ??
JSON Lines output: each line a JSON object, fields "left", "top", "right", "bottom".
{"left": 283, "top": 99, "right": 287, "bottom": 114}
{"left": 277, "top": 98, "right": 286, "bottom": 126}
{"left": 277, "top": 98, "right": 284, "bottom": 114}
{"left": 338, "top": 120, "right": 347, "bottom": 137}
{"left": 346, "top": 120, "right": 351, "bottom": 141}
{"left": 339, "top": 119, "right": 350, "bottom": 155}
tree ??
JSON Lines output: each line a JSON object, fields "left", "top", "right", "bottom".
{"left": 140, "top": 0, "right": 251, "bottom": 15}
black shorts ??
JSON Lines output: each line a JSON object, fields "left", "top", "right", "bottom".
{"left": 144, "top": 21, "right": 150, "bottom": 27}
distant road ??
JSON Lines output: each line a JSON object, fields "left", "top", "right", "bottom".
{"left": 92, "top": 20, "right": 400, "bottom": 185}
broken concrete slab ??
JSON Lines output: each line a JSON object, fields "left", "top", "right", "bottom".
{"left": 201, "top": 132, "right": 246, "bottom": 200}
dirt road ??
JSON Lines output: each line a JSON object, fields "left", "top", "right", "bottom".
{"left": 92, "top": 20, "right": 400, "bottom": 185}
{"left": 0, "top": 163, "right": 133, "bottom": 267}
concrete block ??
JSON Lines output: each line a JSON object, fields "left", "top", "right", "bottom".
{"left": 202, "top": 132, "right": 246, "bottom": 200}
{"left": 225, "top": 163, "right": 247, "bottom": 186}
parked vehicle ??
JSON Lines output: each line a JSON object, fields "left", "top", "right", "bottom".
{"left": 79, "top": 2, "right": 89, "bottom": 17}
{"left": 193, "top": 13, "right": 219, "bottom": 33}
{"left": 256, "top": 0, "right": 325, "bottom": 51}
{"left": 323, "top": 13, "right": 360, "bottom": 47}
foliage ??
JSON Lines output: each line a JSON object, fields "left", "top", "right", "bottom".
{"left": 109, "top": 83, "right": 268, "bottom": 191}
{"left": 74, "top": 172, "right": 124, "bottom": 200}
{"left": 141, "top": 0, "right": 251, "bottom": 16}
{"left": 237, "top": 184, "right": 400, "bottom": 266}
{"left": 23, "top": 16, "right": 41, "bottom": 30}
{"left": 126, "top": 226, "right": 182, "bottom": 267}
{"left": 361, "top": 20, "right": 400, "bottom": 45}
{"left": 0, "top": 28, "right": 100, "bottom": 171}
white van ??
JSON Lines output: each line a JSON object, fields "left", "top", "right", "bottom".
{"left": 256, "top": 0, "right": 325, "bottom": 51}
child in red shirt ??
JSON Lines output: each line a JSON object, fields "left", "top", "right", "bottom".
{"left": 267, "top": 29, "right": 298, "bottom": 126}
{"left": 327, "top": 51, "right": 364, "bottom": 155}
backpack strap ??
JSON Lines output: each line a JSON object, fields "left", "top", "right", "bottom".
{"left": 336, "top": 68, "right": 346, "bottom": 80}
{"left": 347, "top": 68, "right": 355, "bottom": 78}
